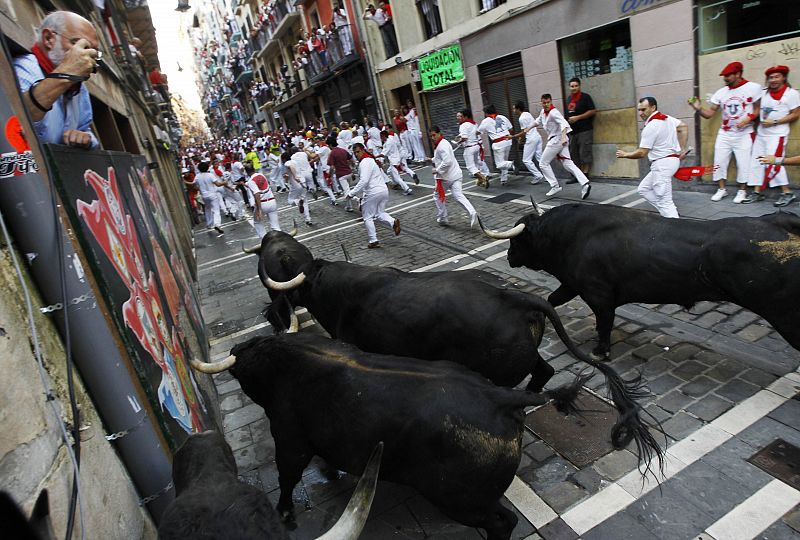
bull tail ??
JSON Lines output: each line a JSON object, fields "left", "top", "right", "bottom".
{"left": 526, "top": 294, "right": 665, "bottom": 478}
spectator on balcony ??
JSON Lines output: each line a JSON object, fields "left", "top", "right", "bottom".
{"left": 362, "top": 2, "right": 398, "bottom": 58}
{"left": 149, "top": 67, "right": 170, "bottom": 102}
{"left": 14, "top": 10, "right": 101, "bottom": 149}
{"left": 333, "top": 4, "right": 354, "bottom": 56}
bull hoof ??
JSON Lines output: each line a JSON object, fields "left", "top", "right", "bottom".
{"left": 590, "top": 347, "right": 611, "bottom": 362}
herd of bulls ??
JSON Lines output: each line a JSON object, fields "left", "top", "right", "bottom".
{"left": 172, "top": 203, "right": 800, "bottom": 539}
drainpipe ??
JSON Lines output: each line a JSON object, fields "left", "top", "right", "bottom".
{"left": 692, "top": 0, "right": 701, "bottom": 166}
{"left": 0, "top": 38, "right": 174, "bottom": 521}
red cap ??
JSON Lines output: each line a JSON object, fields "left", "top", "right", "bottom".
{"left": 765, "top": 65, "right": 790, "bottom": 77}
{"left": 719, "top": 61, "right": 743, "bottom": 76}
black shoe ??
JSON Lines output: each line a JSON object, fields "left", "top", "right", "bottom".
{"left": 367, "top": 241, "right": 381, "bottom": 249}
{"left": 214, "top": 226, "right": 224, "bottom": 235}
{"left": 774, "top": 193, "right": 797, "bottom": 207}
{"left": 298, "top": 200, "right": 305, "bottom": 214}
{"left": 581, "top": 183, "right": 592, "bottom": 200}
{"left": 741, "top": 192, "right": 765, "bottom": 204}
{"left": 413, "top": 174, "right": 420, "bottom": 185}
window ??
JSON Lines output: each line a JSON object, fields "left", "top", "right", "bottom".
{"left": 559, "top": 20, "right": 632, "bottom": 81}
{"left": 417, "top": 0, "right": 443, "bottom": 39}
{"left": 699, "top": 0, "right": 800, "bottom": 53}
{"left": 478, "top": 0, "right": 506, "bottom": 13}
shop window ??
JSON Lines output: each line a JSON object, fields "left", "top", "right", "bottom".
{"left": 699, "top": 0, "right": 800, "bottom": 54}
{"left": 417, "top": 0, "right": 443, "bottom": 39}
{"left": 559, "top": 20, "right": 632, "bottom": 81}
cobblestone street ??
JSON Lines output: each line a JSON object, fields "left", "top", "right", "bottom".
{"left": 195, "top": 167, "right": 800, "bottom": 540}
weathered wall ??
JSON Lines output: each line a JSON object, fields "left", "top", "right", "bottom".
{"left": 698, "top": 39, "right": 800, "bottom": 186}
{"left": 0, "top": 245, "right": 157, "bottom": 539}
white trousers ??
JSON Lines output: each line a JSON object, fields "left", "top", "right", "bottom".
{"left": 492, "top": 141, "right": 513, "bottom": 182}
{"left": 386, "top": 165, "right": 411, "bottom": 191}
{"left": 315, "top": 165, "right": 336, "bottom": 202}
{"left": 287, "top": 177, "right": 311, "bottom": 221}
{"left": 399, "top": 131, "right": 413, "bottom": 159}
{"left": 408, "top": 129, "right": 426, "bottom": 161}
{"left": 253, "top": 199, "right": 280, "bottom": 238}
{"left": 539, "top": 139, "right": 589, "bottom": 188}
{"left": 360, "top": 190, "right": 394, "bottom": 242}
{"left": 202, "top": 195, "right": 222, "bottom": 228}
{"left": 338, "top": 174, "right": 354, "bottom": 209}
{"left": 463, "top": 144, "right": 490, "bottom": 176}
{"left": 713, "top": 130, "right": 753, "bottom": 185}
{"left": 749, "top": 135, "right": 789, "bottom": 188}
{"left": 269, "top": 164, "right": 286, "bottom": 190}
{"left": 522, "top": 134, "right": 544, "bottom": 179}
{"left": 222, "top": 190, "right": 245, "bottom": 219}
{"left": 434, "top": 179, "right": 476, "bottom": 219}
{"left": 639, "top": 157, "right": 680, "bottom": 218}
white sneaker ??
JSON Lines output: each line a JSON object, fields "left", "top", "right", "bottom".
{"left": 469, "top": 213, "right": 478, "bottom": 228}
{"left": 733, "top": 190, "right": 747, "bottom": 204}
{"left": 545, "top": 185, "right": 562, "bottom": 197}
{"left": 711, "top": 188, "right": 728, "bottom": 202}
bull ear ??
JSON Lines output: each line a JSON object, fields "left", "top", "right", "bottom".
{"left": 316, "top": 442, "right": 383, "bottom": 540}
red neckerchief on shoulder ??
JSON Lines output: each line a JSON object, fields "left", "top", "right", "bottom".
{"left": 357, "top": 152, "right": 375, "bottom": 162}
{"left": 769, "top": 83, "right": 789, "bottom": 101}
{"left": 460, "top": 118, "right": 476, "bottom": 124}
{"left": 729, "top": 78, "right": 749, "bottom": 89}
{"left": 646, "top": 111, "right": 668, "bottom": 125}
{"left": 543, "top": 105, "right": 553, "bottom": 116}
{"left": 434, "top": 135, "right": 446, "bottom": 149}
{"left": 487, "top": 113, "right": 497, "bottom": 119}
{"left": 32, "top": 43, "right": 81, "bottom": 98}
{"left": 567, "top": 91, "right": 582, "bottom": 112}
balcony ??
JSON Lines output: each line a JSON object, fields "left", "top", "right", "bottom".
{"left": 253, "top": 0, "right": 299, "bottom": 61}
{"left": 305, "top": 26, "right": 359, "bottom": 86}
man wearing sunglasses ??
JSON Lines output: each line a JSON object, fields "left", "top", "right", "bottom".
{"left": 13, "top": 11, "right": 101, "bottom": 149}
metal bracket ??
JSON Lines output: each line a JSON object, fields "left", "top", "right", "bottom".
{"left": 138, "top": 480, "right": 174, "bottom": 506}
{"left": 104, "top": 414, "right": 146, "bottom": 442}
{"left": 40, "top": 293, "right": 93, "bottom": 313}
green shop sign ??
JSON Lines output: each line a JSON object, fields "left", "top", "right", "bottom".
{"left": 418, "top": 44, "right": 464, "bottom": 91}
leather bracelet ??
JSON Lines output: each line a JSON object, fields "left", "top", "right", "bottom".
{"left": 28, "top": 79, "right": 52, "bottom": 113}
{"left": 45, "top": 72, "right": 89, "bottom": 83}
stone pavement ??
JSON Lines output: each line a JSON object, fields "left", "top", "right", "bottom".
{"left": 193, "top": 164, "right": 800, "bottom": 540}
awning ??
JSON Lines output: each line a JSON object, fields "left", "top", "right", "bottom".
{"left": 273, "top": 85, "right": 315, "bottom": 112}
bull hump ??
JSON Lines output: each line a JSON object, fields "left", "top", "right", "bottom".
{"left": 753, "top": 233, "right": 800, "bottom": 264}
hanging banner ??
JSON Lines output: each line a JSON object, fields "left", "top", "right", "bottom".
{"left": 47, "top": 146, "right": 213, "bottom": 443}
{"left": 418, "top": 43, "right": 465, "bottom": 91}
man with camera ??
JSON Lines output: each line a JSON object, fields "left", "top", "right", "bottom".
{"left": 14, "top": 11, "right": 102, "bottom": 149}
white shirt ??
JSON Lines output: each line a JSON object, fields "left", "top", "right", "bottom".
{"left": 381, "top": 134, "right": 404, "bottom": 165}
{"left": 534, "top": 107, "right": 571, "bottom": 140}
{"left": 333, "top": 8, "right": 349, "bottom": 26}
{"left": 406, "top": 108, "right": 421, "bottom": 132}
{"left": 316, "top": 144, "right": 331, "bottom": 172}
{"left": 246, "top": 172, "right": 276, "bottom": 203}
{"left": 458, "top": 121, "right": 481, "bottom": 146}
{"left": 640, "top": 112, "right": 682, "bottom": 161}
{"left": 194, "top": 171, "right": 220, "bottom": 199}
{"left": 477, "top": 115, "right": 512, "bottom": 147}
{"left": 709, "top": 81, "right": 762, "bottom": 135}
{"left": 758, "top": 86, "right": 800, "bottom": 137}
{"left": 337, "top": 129, "right": 353, "bottom": 149}
{"left": 365, "top": 8, "right": 388, "bottom": 26}
{"left": 518, "top": 111, "right": 540, "bottom": 142}
{"left": 432, "top": 138, "right": 462, "bottom": 181}
{"left": 350, "top": 157, "right": 389, "bottom": 197}
{"left": 230, "top": 161, "right": 246, "bottom": 181}
{"left": 291, "top": 151, "right": 313, "bottom": 176}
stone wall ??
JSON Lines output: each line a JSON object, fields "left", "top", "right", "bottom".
{"left": 0, "top": 245, "right": 157, "bottom": 539}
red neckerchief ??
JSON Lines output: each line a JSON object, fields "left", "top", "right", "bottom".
{"left": 567, "top": 91, "right": 582, "bottom": 112}
{"left": 357, "top": 152, "right": 375, "bottom": 162}
{"left": 434, "top": 135, "right": 445, "bottom": 149}
{"left": 459, "top": 118, "right": 476, "bottom": 124}
{"left": 32, "top": 43, "right": 81, "bottom": 97}
{"left": 543, "top": 105, "right": 553, "bottom": 117}
{"left": 487, "top": 113, "right": 497, "bottom": 119}
{"left": 728, "top": 78, "right": 749, "bottom": 89}
{"left": 646, "top": 111, "right": 668, "bottom": 125}
{"left": 769, "top": 83, "right": 789, "bottom": 101}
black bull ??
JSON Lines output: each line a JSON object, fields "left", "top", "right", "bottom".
{"left": 190, "top": 334, "right": 656, "bottom": 540}
{"left": 158, "top": 430, "right": 382, "bottom": 539}
{"left": 249, "top": 235, "right": 660, "bottom": 466}
{"left": 487, "top": 204, "right": 800, "bottom": 358}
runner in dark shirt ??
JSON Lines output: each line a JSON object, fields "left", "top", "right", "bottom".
{"left": 565, "top": 77, "right": 597, "bottom": 175}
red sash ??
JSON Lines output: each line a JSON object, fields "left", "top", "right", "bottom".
{"left": 435, "top": 179, "right": 446, "bottom": 203}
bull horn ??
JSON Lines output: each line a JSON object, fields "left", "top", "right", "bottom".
{"left": 265, "top": 272, "right": 306, "bottom": 291}
{"left": 316, "top": 442, "right": 383, "bottom": 540}
{"left": 286, "top": 308, "right": 299, "bottom": 333}
{"left": 190, "top": 355, "right": 236, "bottom": 374}
{"left": 477, "top": 216, "right": 525, "bottom": 240}
{"left": 289, "top": 219, "right": 298, "bottom": 237}
{"left": 242, "top": 242, "right": 261, "bottom": 254}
